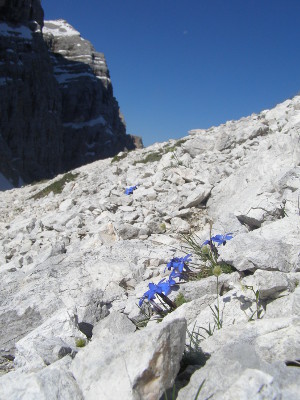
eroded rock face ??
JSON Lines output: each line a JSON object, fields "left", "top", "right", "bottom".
{"left": 0, "top": 0, "right": 44, "bottom": 26}
{"left": 43, "top": 19, "right": 138, "bottom": 172}
{"left": 0, "top": 3, "right": 140, "bottom": 188}
{"left": 0, "top": 13, "right": 63, "bottom": 184}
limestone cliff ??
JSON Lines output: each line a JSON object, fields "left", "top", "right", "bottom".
{"left": 0, "top": 2, "right": 140, "bottom": 189}
{"left": 43, "top": 19, "right": 139, "bottom": 172}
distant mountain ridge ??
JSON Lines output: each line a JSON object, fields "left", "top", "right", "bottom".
{"left": 0, "top": 1, "right": 142, "bottom": 190}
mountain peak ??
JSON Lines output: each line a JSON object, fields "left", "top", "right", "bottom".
{"left": 43, "top": 19, "right": 81, "bottom": 37}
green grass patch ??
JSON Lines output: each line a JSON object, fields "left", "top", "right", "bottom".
{"left": 189, "top": 262, "right": 234, "bottom": 281}
{"left": 133, "top": 138, "right": 187, "bottom": 165}
{"left": 163, "top": 139, "right": 187, "bottom": 154}
{"left": 133, "top": 151, "right": 163, "bottom": 165}
{"left": 174, "top": 293, "right": 187, "bottom": 307}
{"left": 111, "top": 152, "right": 128, "bottom": 163}
{"left": 160, "top": 223, "right": 166, "bottom": 232}
{"left": 31, "top": 172, "right": 79, "bottom": 200}
{"left": 75, "top": 338, "right": 86, "bottom": 348}
{"left": 219, "top": 262, "right": 235, "bottom": 274}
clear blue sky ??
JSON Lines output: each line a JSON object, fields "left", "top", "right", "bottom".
{"left": 42, "top": 0, "right": 300, "bottom": 147}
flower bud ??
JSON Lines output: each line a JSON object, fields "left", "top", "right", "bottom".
{"left": 213, "top": 265, "right": 222, "bottom": 277}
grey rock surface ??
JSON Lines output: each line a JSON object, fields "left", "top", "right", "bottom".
{"left": 71, "top": 318, "right": 186, "bottom": 400}
{"left": 0, "top": 358, "right": 84, "bottom": 400}
{"left": 0, "top": 0, "right": 44, "bottom": 26}
{"left": 178, "top": 318, "right": 300, "bottom": 399}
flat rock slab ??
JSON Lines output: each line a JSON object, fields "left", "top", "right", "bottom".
{"left": 219, "top": 216, "right": 300, "bottom": 273}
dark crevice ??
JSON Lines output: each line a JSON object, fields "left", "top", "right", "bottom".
{"left": 78, "top": 322, "right": 93, "bottom": 339}
{"left": 285, "top": 359, "right": 300, "bottom": 367}
{"left": 161, "top": 349, "right": 210, "bottom": 399}
{"left": 240, "top": 269, "right": 255, "bottom": 277}
{"left": 236, "top": 215, "right": 260, "bottom": 231}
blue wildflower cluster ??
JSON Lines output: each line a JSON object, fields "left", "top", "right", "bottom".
{"left": 165, "top": 254, "right": 192, "bottom": 280}
{"left": 202, "top": 233, "right": 233, "bottom": 247}
{"left": 139, "top": 254, "right": 192, "bottom": 311}
{"left": 125, "top": 185, "right": 138, "bottom": 195}
{"left": 138, "top": 232, "right": 233, "bottom": 318}
{"left": 139, "top": 277, "right": 176, "bottom": 307}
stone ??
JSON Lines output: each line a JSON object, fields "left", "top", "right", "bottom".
{"left": 59, "top": 198, "right": 75, "bottom": 212}
{"left": 177, "top": 272, "right": 240, "bottom": 302}
{"left": 264, "top": 292, "right": 296, "bottom": 319}
{"left": 178, "top": 317, "right": 300, "bottom": 400}
{"left": 163, "top": 294, "right": 216, "bottom": 325}
{"left": 184, "top": 184, "right": 212, "bottom": 208}
{"left": 218, "top": 368, "right": 281, "bottom": 400}
{"left": 0, "top": 358, "right": 84, "bottom": 400}
{"left": 92, "top": 311, "right": 136, "bottom": 340}
{"left": 219, "top": 216, "right": 300, "bottom": 273}
{"left": 14, "top": 309, "right": 83, "bottom": 371}
{"left": 0, "top": 0, "right": 44, "bottom": 26}
{"left": 114, "top": 222, "right": 139, "bottom": 240}
{"left": 71, "top": 318, "right": 187, "bottom": 400}
{"left": 170, "top": 217, "right": 190, "bottom": 233}
{"left": 255, "top": 320, "right": 300, "bottom": 363}
{"left": 241, "top": 270, "right": 291, "bottom": 299}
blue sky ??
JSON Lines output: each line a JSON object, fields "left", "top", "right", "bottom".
{"left": 42, "top": 0, "right": 300, "bottom": 147}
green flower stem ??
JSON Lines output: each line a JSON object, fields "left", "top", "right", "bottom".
{"left": 216, "top": 275, "right": 220, "bottom": 329}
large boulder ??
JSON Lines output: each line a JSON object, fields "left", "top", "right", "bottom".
{"left": 71, "top": 318, "right": 187, "bottom": 400}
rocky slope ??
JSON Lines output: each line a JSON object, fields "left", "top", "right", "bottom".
{"left": 0, "top": 1, "right": 140, "bottom": 189}
{"left": 0, "top": 95, "right": 299, "bottom": 399}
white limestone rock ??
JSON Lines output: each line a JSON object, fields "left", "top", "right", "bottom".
{"left": 14, "top": 309, "right": 84, "bottom": 371}
{"left": 176, "top": 272, "right": 240, "bottom": 302}
{"left": 59, "top": 198, "right": 75, "bottom": 212}
{"left": 71, "top": 318, "right": 187, "bottom": 400}
{"left": 0, "top": 358, "right": 83, "bottom": 400}
{"left": 114, "top": 222, "right": 139, "bottom": 240}
{"left": 170, "top": 217, "right": 190, "bottom": 233}
{"left": 178, "top": 317, "right": 300, "bottom": 400}
{"left": 219, "top": 216, "right": 300, "bottom": 273}
{"left": 184, "top": 184, "right": 212, "bottom": 208}
{"left": 217, "top": 368, "right": 281, "bottom": 400}
{"left": 92, "top": 311, "right": 136, "bottom": 340}
{"left": 241, "top": 270, "right": 297, "bottom": 300}
{"left": 163, "top": 294, "right": 216, "bottom": 325}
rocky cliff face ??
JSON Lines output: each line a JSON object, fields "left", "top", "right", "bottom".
{"left": 0, "top": 95, "right": 299, "bottom": 398}
{"left": 0, "top": 1, "right": 63, "bottom": 186}
{"left": 0, "top": 0, "right": 43, "bottom": 26}
{"left": 43, "top": 19, "right": 139, "bottom": 172}
{"left": 0, "top": 2, "right": 140, "bottom": 189}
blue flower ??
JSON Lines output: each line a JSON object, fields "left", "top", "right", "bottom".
{"left": 212, "top": 234, "right": 233, "bottom": 245}
{"left": 202, "top": 233, "right": 233, "bottom": 247}
{"left": 165, "top": 254, "right": 192, "bottom": 274}
{"left": 138, "top": 276, "right": 178, "bottom": 306}
{"left": 125, "top": 185, "right": 138, "bottom": 195}
{"left": 169, "top": 269, "right": 185, "bottom": 281}
{"left": 139, "top": 282, "right": 162, "bottom": 306}
{"left": 157, "top": 277, "right": 176, "bottom": 296}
